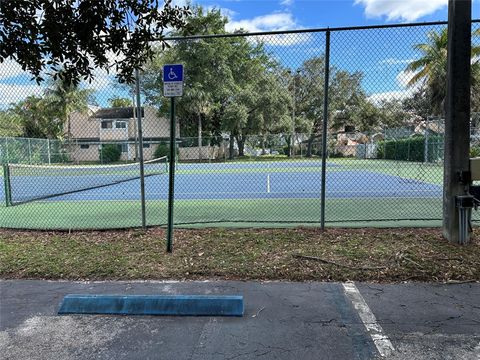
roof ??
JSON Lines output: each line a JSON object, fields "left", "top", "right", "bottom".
{"left": 93, "top": 107, "right": 145, "bottom": 119}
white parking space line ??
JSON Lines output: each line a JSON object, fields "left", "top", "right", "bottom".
{"left": 474, "top": 341, "right": 480, "bottom": 358}
{"left": 343, "top": 282, "right": 395, "bottom": 358}
{"left": 190, "top": 318, "right": 219, "bottom": 360}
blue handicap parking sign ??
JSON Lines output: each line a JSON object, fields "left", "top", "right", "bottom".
{"left": 163, "top": 64, "right": 184, "bottom": 82}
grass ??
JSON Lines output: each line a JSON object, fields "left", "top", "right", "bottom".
{"left": 1, "top": 227, "right": 478, "bottom": 282}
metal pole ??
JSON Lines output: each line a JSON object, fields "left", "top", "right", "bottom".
{"left": 132, "top": 88, "right": 139, "bottom": 161}
{"left": 443, "top": 0, "right": 472, "bottom": 244}
{"left": 198, "top": 115, "right": 202, "bottom": 161}
{"left": 135, "top": 68, "right": 147, "bottom": 229}
{"left": 320, "top": 30, "right": 330, "bottom": 230}
{"left": 3, "top": 164, "right": 12, "bottom": 206}
{"left": 28, "top": 138, "right": 32, "bottom": 164}
{"left": 424, "top": 117, "right": 429, "bottom": 163}
{"left": 5, "top": 138, "right": 9, "bottom": 164}
{"left": 292, "top": 73, "right": 296, "bottom": 157}
{"left": 47, "top": 139, "right": 51, "bottom": 164}
{"left": 167, "top": 97, "right": 176, "bottom": 252}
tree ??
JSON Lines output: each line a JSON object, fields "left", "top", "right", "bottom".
{"left": 402, "top": 87, "right": 435, "bottom": 121}
{"left": 109, "top": 97, "right": 133, "bottom": 108}
{"left": 8, "top": 74, "right": 93, "bottom": 139}
{"left": 44, "top": 76, "right": 93, "bottom": 138}
{"left": 294, "top": 56, "right": 367, "bottom": 156}
{"left": 376, "top": 99, "right": 408, "bottom": 128}
{"left": 142, "top": 6, "right": 291, "bottom": 158}
{"left": 0, "top": 110, "right": 23, "bottom": 137}
{"left": 0, "top": 0, "right": 190, "bottom": 85}
{"left": 142, "top": 6, "right": 232, "bottom": 142}
{"left": 406, "top": 28, "right": 480, "bottom": 116}
{"left": 10, "top": 96, "right": 59, "bottom": 138}
{"left": 329, "top": 70, "right": 368, "bottom": 131}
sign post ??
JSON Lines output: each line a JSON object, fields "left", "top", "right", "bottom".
{"left": 164, "top": 64, "right": 183, "bottom": 253}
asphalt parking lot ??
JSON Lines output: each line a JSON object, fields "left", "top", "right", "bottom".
{"left": 1, "top": 280, "right": 479, "bottom": 360}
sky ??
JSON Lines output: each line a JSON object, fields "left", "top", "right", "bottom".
{"left": 1, "top": 0, "right": 479, "bottom": 110}
{"left": 175, "top": 0, "right": 479, "bottom": 31}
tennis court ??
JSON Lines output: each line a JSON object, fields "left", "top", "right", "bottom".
{"left": 0, "top": 158, "right": 446, "bottom": 229}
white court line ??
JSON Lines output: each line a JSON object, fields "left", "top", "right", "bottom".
{"left": 343, "top": 282, "right": 395, "bottom": 357}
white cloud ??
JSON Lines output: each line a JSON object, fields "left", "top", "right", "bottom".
{"left": 85, "top": 69, "right": 115, "bottom": 92}
{"left": 250, "top": 32, "right": 312, "bottom": 46}
{"left": 355, "top": 0, "right": 448, "bottom": 22}
{"left": 224, "top": 12, "right": 310, "bottom": 46}
{"left": 0, "top": 83, "right": 43, "bottom": 108}
{"left": 208, "top": 6, "right": 237, "bottom": 20}
{"left": 0, "top": 58, "right": 28, "bottom": 80}
{"left": 171, "top": 0, "right": 188, "bottom": 7}
{"left": 368, "top": 67, "right": 421, "bottom": 104}
{"left": 396, "top": 69, "right": 418, "bottom": 88}
{"left": 380, "top": 58, "right": 414, "bottom": 66}
{"left": 280, "top": 0, "right": 294, "bottom": 6}
{"left": 225, "top": 12, "right": 297, "bottom": 33}
{"left": 368, "top": 89, "right": 414, "bottom": 104}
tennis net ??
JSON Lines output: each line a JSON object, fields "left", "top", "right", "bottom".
{"left": 3, "top": 156, "right": 168, "bottom": 205}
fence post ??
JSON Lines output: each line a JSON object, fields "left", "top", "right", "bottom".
{"left": 47, "top": 139, "right": 51, "bottom": 164}
{"left": 424, "top": 117, "right": 430, "bottom": 163}
{"left": 320, "top": 29, "right": 331, "bottom": 230}
{"left": 443, "top": 0, "right": 472, "bottom": 244}
{"left": 3, "top": 164, "right": 12, "bottom": 206}
{"left": 407, "top": 138, "right": 411, "bottom": 161}
{"left": 135, "top": 68, "right": 147, "bottom": 230}
{"left": 4, "top": 138, "right": 8, "bottom": 164}
{"left": 28, "top": 138, "right": 32, "bottom": 164}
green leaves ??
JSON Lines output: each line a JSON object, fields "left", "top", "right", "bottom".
{"left": 406, "top": 27, "right": 480, "bottom": 116}
{"left": 7, "top": 76, "right": 93, "bottom": 139}
{"left": 0, "top": 0, "right": 191, "bottom": 85}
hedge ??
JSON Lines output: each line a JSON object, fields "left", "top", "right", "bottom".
{"left": 377, "top": 135, "right": 443, "bottom": 162}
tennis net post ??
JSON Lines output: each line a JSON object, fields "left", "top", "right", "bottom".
{"left": 3, "top": 164, "right": 12, "bottom": 207}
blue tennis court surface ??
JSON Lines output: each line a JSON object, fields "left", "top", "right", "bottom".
{"left": 0, "top": 161, "right": 442, "bottom": 204}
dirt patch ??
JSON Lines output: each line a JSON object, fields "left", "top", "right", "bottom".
{"left": 0, "top": 227, "right": 479, "bottom": 282}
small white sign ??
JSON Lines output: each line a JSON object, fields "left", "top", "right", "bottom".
{"left": 164, "top": 82, "right": 183, "bottom": 97}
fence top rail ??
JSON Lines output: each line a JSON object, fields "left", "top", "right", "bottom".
{"left": 163, "top": 19, "right": 480, "bottom": 41}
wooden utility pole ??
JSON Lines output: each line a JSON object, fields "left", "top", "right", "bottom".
{"left": 443, "top": 0, "right": 472, "bottom": 243}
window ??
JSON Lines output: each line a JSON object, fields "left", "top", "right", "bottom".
{"left": 115, "top": 121, "right": 127, "bottom": 129}
{"left": 101, "top": 121, "right": 113, "bottom": 129}
{"left": 80, "top": 144, "right": 90, "bottom": 149}
{"left": 143, "top": 143, "right": 150, "bottom": 148}
{"left": 119, "top": 143, "right": 128, "bottom": 153}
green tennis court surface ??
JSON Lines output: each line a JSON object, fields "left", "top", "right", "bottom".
{"left": 0, "top": 158, "right": 454, "bottom": 229}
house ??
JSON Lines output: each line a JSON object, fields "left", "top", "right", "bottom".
{"left": 333, "top": 125, "right": 369, "bottom": 157}
{"left": 66, "top": 106, "right": 177, "bottom": 162}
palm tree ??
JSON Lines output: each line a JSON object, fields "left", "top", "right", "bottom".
{"left": 183, "top": 86, "right": 212, "bottom": 161}
{"left": 44, "top": 74, "right": 93, "bottom": 139}
{"left": 407, "top": 28, "right": 480, "bottom": 116}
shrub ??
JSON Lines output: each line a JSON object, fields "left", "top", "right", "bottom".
{"left": 100, "top": 144, "right": 121, "bottom": 163}
{"left": 330, "top": 151, "right": 344, "bottom": 158}
{"left": 154, "top": 143, "right": 169, "bottom": 158}
{"left": 376, "top": 135, "right": 443, "bottom": 162}
{"left": 154, "top": 143, "right": 178, "bottom": 160}
{"left": 470, "top": 146, "right": 480, "bottom": 158}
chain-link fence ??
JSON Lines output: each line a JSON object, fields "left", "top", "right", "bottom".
{"left": 1, "top": 19, "right": 480, "bottom": 229}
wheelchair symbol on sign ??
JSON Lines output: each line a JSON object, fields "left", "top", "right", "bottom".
{"left": 168, "top": 68, "right": 178, "bottom": 80}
